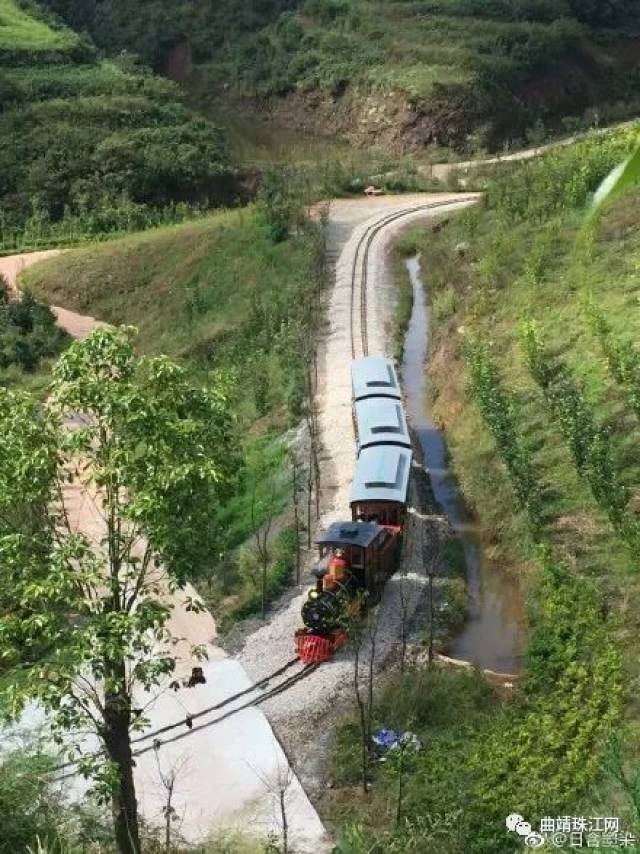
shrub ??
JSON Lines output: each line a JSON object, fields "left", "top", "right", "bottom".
{"left": 0, "top": 293, "right": 69, "bottom": 372}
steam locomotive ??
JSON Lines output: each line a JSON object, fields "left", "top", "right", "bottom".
{"left": 296, "top": 357, "right": 412, "bottom": 663}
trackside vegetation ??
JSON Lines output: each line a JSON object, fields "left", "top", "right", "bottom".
{"left": 330, "top": 126, "right": 640, "bottom": 851}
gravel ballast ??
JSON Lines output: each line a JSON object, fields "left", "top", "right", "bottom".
{"left": 238, "top": 194, "right": 479, "bottom": 757}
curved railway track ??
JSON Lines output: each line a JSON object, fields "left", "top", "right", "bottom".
{"left": 50, "top": 193, "right": 477, "bottom": 786}
{"left": 349, "top": 197, "right": 477, "bottom": 359}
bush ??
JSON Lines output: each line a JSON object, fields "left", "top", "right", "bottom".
{"left": 0, "top": 293, "right": 69, "bottom": 372}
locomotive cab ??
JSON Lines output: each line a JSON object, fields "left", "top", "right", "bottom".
{"left": 315, "top": 521, "right": 398, "bottom": 599}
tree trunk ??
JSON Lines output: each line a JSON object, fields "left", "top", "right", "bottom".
{"left": 306, "top": 462, "right": 313, "bottom": 549}
{"left": 396, "top": 746, "right": 405, "bottom": 828}
{"left": 104, "top": 663, "right": 140, "bottom": 854}
{"left": 291, "top": 459, "right": 301, "bottom": 584}
{"left": 353, "top": 638, "right": 368, "bottom": 794}
{"left": 279, "top": 788, "right": 289, "bottom": 854}
{"left": 366, "top": 617, "right": 377, "bottom": 763}
{"left": 428, "top": 570, "right": 435, "bottom": 665}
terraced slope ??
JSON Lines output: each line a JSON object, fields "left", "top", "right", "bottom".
{"left": 0, "top": 1, "right": 231, "bottom": 251}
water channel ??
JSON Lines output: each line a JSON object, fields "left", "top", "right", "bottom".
{"left": 401, "top": 255, "right": 526, "bottom": 674}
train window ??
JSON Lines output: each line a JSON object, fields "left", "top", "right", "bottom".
{"left": 351, "top": 549, "right": 364, "bottom": 569}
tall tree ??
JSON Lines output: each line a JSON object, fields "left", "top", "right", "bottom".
{"left": 0, "top": 327, "right": 239, "bottom": 853}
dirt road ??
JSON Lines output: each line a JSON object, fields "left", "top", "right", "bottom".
{"left": 0, "top": 250, "right": 103, "bottom": 338}
{"left": 429, "top": 118, "right": 637, "bottom": 182}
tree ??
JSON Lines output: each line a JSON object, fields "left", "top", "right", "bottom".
{"left": 0, "top": 327, "right": 239, "bottom": 854}
{"left": 350, "top": 604, "right": 380, "bottom": 795}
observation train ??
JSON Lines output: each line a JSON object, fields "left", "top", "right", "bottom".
{"left": 296, "top": 356, "right": 413, "bottom": 664}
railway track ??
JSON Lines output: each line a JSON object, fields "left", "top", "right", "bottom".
{"left": 50, "top": 194, "right": 477, "bottom": 787}
{"left": 349, "top": 197, "right": 477, "bottom": 359}
{"left": 52, "top": 659, "right": 319, "bottom": 781}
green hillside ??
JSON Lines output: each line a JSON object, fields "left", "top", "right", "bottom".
{"left": 0, "top": 0, "right": 232, "bottom": 251}
{"left": 42, "top": 0, "right": 640, "bottom": 151}
{"left": 203, "top": 0, "right": 640, "bottom": 150}
{"left": 331, "top": 125, "right": 640, "bottom": 851}
{"left": 0, "top": 0, "right": 79, "bottom": 54}
{"left": 22, "top": 209, "right": 319, "bottom": 422}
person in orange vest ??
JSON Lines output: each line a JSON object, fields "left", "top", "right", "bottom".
{"left": 323, "top": 549, "right": 349, "bottom": 592}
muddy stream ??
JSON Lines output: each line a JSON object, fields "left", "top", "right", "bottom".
{"left": 402, "top": 255, "right": 526, "bottom": 673}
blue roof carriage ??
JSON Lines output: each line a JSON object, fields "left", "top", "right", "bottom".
{"left": 354, "top": 397, "right": 411, "bottom": 452}
{"left": 351, "top": 445, "right": 413, "bottom": 507}
{"left": 351, "top": 357, "right": 402, "bottom": 402}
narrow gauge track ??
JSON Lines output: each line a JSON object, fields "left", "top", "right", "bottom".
{"left": 50, "top": 194, "right": 475, "bottom": 786}
{"left": 349, "top": 198, "right": 476, "bottom": 359}
{"left": 52, "top": 659, "right": 319, "bottom": 782}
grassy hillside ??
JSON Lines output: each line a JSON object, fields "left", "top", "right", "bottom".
{"left": 0, "top": 0, "right": 233, "bottom": 251}
{"left": 0, "top": 0, "right": 79, "bottom": 54}
{"left": 22, "top": 207, "right": 325, "bottom": 620}
{"left": 326, "top": 127, "right": 640, "bottom": 852}
{"left": 22, "top": 209, "right": 318, "bottom": 415}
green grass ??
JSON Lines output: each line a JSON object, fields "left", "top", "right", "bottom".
{"left": 369, "top": 128, "right": 640, "bottom": 843}
{"left": 0, "top": 0, "right": 78, "bottom": 53}
{"left": 22, "top": 208, "right": 324, "bottom": 623}
{"left": 23, "top": 209, "right": 317, "bottom": 410}
{"left": 4, "top": 61, "right": 177, "bottom": 101}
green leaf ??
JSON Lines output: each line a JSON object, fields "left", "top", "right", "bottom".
{"left": 590, "top": 139, "right": 640, "bottom": 216}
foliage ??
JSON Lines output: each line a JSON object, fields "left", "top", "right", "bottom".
{"left": 485, "top": 128, "right": 639, "bottom": 224}
{"left": 229, "top": 527, "right": 298, "bottom": 622}
{"left": 521, "top": 319, "right": 640, "bottom": 553}
{"left": 197, "top": 1, "right": 640, "bottom": 149}
{"left": 585, "top": 297, "right": 640, "bottom": 421}
{"left": 0, "top": 291, "right": 69, "bottom": 372}
{"left": 0, "top": 748, "right": 66, "bottom": 852}
{"left": 0, "top": 2, "right": 233, "bottom": 247}
{"left": 0, "top": 327, "right": 240, "bottom": 851}
{"left": 465, "top": 340, "right": 544, "bottom": 536}
{"left": 39, "top": 0, "right": 640, "bottom": 150}
{"left": 331, "top": 560, "right": 622, "bottom": 853}
{"left": 257, "top": 167, "right": 301, "bottom": 243}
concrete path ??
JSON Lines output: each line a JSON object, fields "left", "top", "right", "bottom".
{"left": 3, "top": 250, "right": 331, "bottom": 852}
